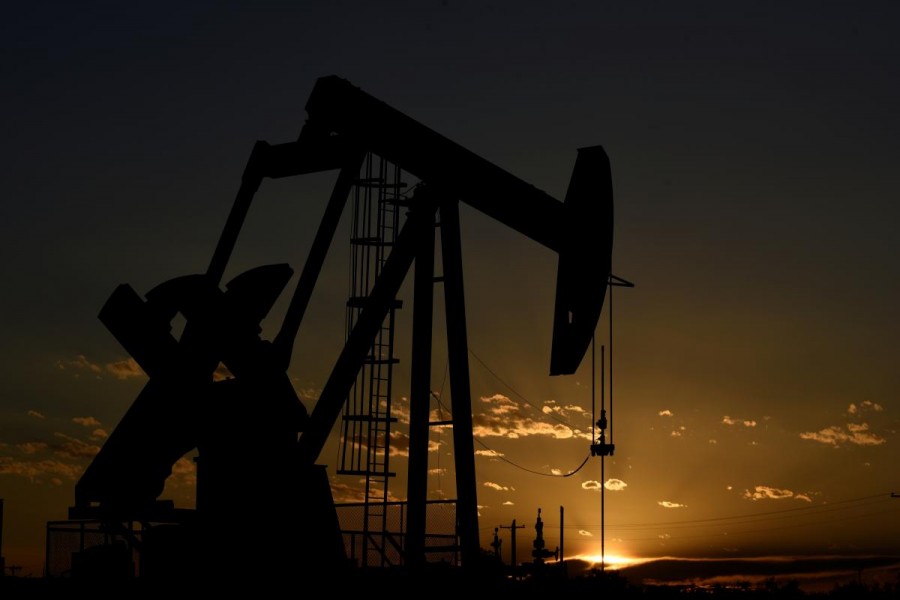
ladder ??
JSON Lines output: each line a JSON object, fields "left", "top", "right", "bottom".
{"left": 338, "top": 153, "right": 406, "bottom": 566}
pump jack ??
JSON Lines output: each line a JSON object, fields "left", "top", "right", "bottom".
{"left": 65, "top": 75, "right": 614, "bottom": 579}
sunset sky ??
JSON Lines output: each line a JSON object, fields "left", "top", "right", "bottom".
{"left": 2, "top": 1, "right": 899, "bottom": 579}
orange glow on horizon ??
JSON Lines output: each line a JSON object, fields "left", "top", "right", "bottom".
{"left": 574, "top": 552, "right": 650, "bottom": 570}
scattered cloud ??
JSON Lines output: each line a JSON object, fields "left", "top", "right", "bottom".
{"left": 578, "top": 530, "right": 593, "bottom": 537}
{"left": 742, "top": 485, "right": 810, "bottom": 501}
{"left": 106, "top": 358, "right": 144, "bottom": 380}
{"left": 605, "top": 479, "right": 627, "bottom": 491}
{"left": 389, "top": 399, "right": 411, "bottom": 425}
{"left": 337, "top": 429, "right": 435, "bottom": 458}
{"left": 53, "top": 433, "right": 101, "bottom": 459}
{"left": 709, "top": 439, "right": 718, "bottom": 444}
{"left": 658, "top": 409, "right": 673, "bottom": 417}
{"left": 168, "top": 456, "right": 196, "bottom": 487}
{"left": 58, "top": 355, "right": 102, "bottom": 375}
{"left": 428, "top": 467, "right": 447, "bottom": 476}
{"left": 551, "top": 468, "right": 562, "bottom": 476}
{"left": 800, "top": 423, "right": 886, "bottom": 447}
{"left": 72, "top": 416, "right": 101, "bottom": 428}
{"left": 331, "top": 478, "right": 366, "bottom": 503}
{"left": 212, "top": 363, "right": 234, "bottom": 382}
{"left": 482, "top": 394, "right": 520, "bottom": 415}
{"left": 583, "top": 478, "right": 629, "bottom": 491}
{"left": 502, "top": 501, "right": 515, "bottom": 506}
{"left": 723, "top": 416, "right": 756, "bottom": 427}
{"left": 297, "top": 387, "right": 321, "bottom": 403}
{"left": 658, "top": 500, "right": 687, "bottom": 508}
{"left": 329, "top": 478, "right": 401, "bottom": 504}
{"left": 388, "top": 431, "right": 410, "bottom": 457}
{"left": 16, "top": 442, "right": 48, "bottom": 455}
{"left": 90, "top": 428, "right": 108, "bottom": 440}
{"left": 483, "top": 481, "right": 513, "bottom": 492}
{"left": 473, "top": 394, "right": 591, "bottom": 441}
{"left": 475, "top": 449, "right": 504, "bottom": 458}
{"left": 0, "top": 456, "right": 82, "bottom": 482}
{"left": 27, "top": 410, "right": 45, "bottom": 419}
{"left": 542, "top": 400, "right": 589, "bottom": 419}
{"left": 58, "top": 354, "right": 149, "bottom": 381}
{"left": 848, "top": 401, "right": 883, "bottom": 415}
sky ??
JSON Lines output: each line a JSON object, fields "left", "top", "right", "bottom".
{"left": 2, "top": 0, "right": 899, "bottom": 580}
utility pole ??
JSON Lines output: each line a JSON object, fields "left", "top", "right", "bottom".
{"left": 500, "top": 519, "right": 525, "bottom": 569}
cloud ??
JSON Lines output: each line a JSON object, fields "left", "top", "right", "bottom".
{"left": 658, "top": 410, "right": 673, "bottom": 417}
{"left": 578, "top": 530, "right": 593, "bottom": 537}
{"left": 0, "top": 457, "right": 82, "bottom": 482}
{"left": 551, "top": 468, "right": 562, "bottom": 476}
{"left": 473, "top": 394, "right": 591, "bottom": 441}
{"left": 212, "top": 363, "right": 234, "bottom": 382}
{"left": 105, "top": 358, "right": 144, "bottom": 380}
{"left": 58, "top": 354, "right": 149, "bottom": 381}
{"left": 388, "top": 431, "right": 410, "bottom": 457}
{"left": 483, "top": 481, "right": 513, "bottom": 491}
{"left": 17, "top": 442, "right": 48, "bottom": 455}
{"left": 168, "top": 456, "right": 196, "bottom": 487}
{"left": 27, "top": 410, "right": 45, "bottom": 419}
{"left": 53, "top": 433, "right": 101, "bottom": 459}
{"left": 848, "top": 401, "right": 884, "bottom": 416}
{"left": 482, "top": 394, "right": 520, "bottom": 415}
{"left": 800, "top": 423, "right": 886, "bottom": 447}
{"left": 338, "top": 429, "right": 430, "bottom": 458}
{"left": 671, "top": 427, "right": 685, "bottom": 437}
{"left": 542, "top": 400, "right": 589, "bottom": 419}
{"left": 428, "top": 468, "right": 447, "bottom": 476}
{"left": 742, "top": 485, "right": 809, "bottom": 501}
{"left": 605, "top": 479, "right": 627, "bottom": 491}
{"left": 90, "top": 429, "right": 109, "bottom": 440}
{"left": 390, "top": 399, "right": 411, "bottom": 425}
{"left": 72, "top": 416, "right": 101, "bottom": 427}
{"left": 502, "top": 500, "right": 515, "bottom": 506}
{"left": 584, "top": 478, "right": 628, "bottom": 492}
{"left": 723, "top": 416, "right": 756, "bottom": 427}
{"left": 329, "top": 480, "right": 366, "bottom": 503}
{"left": 709, "top": 439, "right": 718, "bottom": 444}
{"left": 297, "top": 387, "right": 321, "bottom": 403}
{"left": 328, "top": 478, "right": 401, "bottom": 504}
{"left": 58, "top": 355, "right": 103, "bottom": 375}
{"left": 475, "top": 449, "right": 504, "bottom": 458}
{"left": 658, "top": 501, "right": 687, "bottom": 508}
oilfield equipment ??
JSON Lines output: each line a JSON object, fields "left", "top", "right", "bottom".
{"left": 46, "top": 75, "right": 619, "bottom": 580}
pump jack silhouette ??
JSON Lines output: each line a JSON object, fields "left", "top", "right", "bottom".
{"left": 64, "top": 75, "right": 615, "bottom": 580}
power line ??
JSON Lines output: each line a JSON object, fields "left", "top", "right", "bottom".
{"left": 467, "top": 346, "right": 580, "bottom": 430}
{"left": 431, "top": 383, "right": 592, "bottom": 478}
{"left": 474, "top": 435, "right": 592, "bottom": 478}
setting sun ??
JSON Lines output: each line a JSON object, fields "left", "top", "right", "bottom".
{"left": 575, "top": 553, "right": 649, "bottom": 570}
